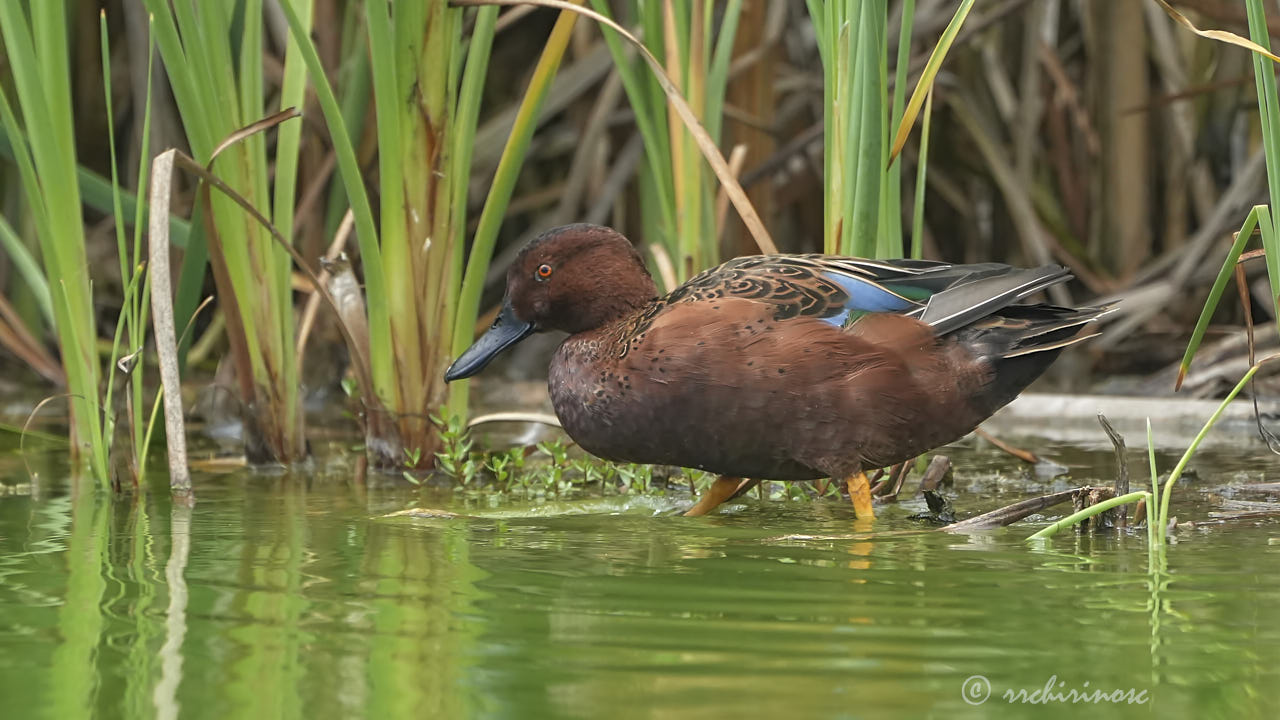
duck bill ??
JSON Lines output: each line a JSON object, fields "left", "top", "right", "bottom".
{"left": 444, "top": 300, "right": 535, "bottom": 382}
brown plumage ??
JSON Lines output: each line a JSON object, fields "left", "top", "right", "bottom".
{"left": 446, "top": 224, "right": 1110, "bottom": 513}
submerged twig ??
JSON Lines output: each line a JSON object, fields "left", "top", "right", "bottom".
{"left": 1183, "top": 510, "right": 1280, "bottom": 527}
{"left": 944, "top": 487, "right": 1083, "bottom": 532}
{"left": 764, "top": 486, "right": 1090, "bottom": 542}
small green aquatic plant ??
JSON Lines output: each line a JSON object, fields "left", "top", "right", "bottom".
{"left": 423, "top": 433, "right": 687, "bottom": 500}
{"left": 774, "top": 481, "right": 808, "bottom": 502}
{"left": 534, "top": 440, "right": 571, "bottom": 495}
{"left": 615, "top": 463, "right": 655, "bottom": 495}
{"left": 486, "top": 449, "right": 521, "bottom": 487}
{"left": 569, "top": 458, "right": 602, "bottom": 493}
{"left": 432, "top": 413, "right": 474, "bottom": 481}
{"left": 401, "top": 447, "right": 423, "bottom": 486}
{"left": 425, "top": 424, "right": 869, "bottom": 505}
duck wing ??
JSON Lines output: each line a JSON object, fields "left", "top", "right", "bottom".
{"left": 657, "top": 254, "right": 1075, "bottom": 334}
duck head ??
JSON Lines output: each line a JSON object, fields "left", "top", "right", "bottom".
{"left": 444, "top": 224, "right": 658, "bottom": 381}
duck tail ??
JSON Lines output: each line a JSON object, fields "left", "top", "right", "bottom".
{"left": 996, "top": 302, "right": 1118, "bottom": 359}
{"left": 960, "top": 302, "right": 1115, "bottom": 416}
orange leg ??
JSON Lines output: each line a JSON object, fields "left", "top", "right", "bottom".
{"left": 845, "top": 472, "right": 875, "bottom": 519}
{"left": 685, "top": 476, "right": 754, "bottom": 516}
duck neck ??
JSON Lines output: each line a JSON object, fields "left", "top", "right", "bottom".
{"left": 598, "top": 285, "right": 657, "bottom": 327}
{"left": 566, "top": 274, "right": 657, "bottom": 333}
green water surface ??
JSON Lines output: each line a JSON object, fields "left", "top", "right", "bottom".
{"left": 1, "top": 440, "right": 1277, "bottom": 719}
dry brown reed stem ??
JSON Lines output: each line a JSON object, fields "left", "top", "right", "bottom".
{"left": 648, "top": 243, "right": 678, "bottom": 296}
{"left": 295, "top": 209, "right": 355, "bottom": 372}
{"left": 1172, "top": 0, "right": 1280, "bottom": 36}
{"left": 0, "top": 294, "right": 63, "bottom": 384}
{"left": 716, "top": 144, "right": 749, "bottom": 246}
{"left": 1234, "top": 249, "right": 1280, "bottom": 453}
{"left": 289, "top": 151, "right": 338, "bottom": 240}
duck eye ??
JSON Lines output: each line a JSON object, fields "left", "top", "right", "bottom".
{"left": 536, "top": 263, "right": 553, "bottom": 279}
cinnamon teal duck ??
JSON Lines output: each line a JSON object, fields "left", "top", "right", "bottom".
{"left": 445, "top": 224, "right": 1109, "bottom": 517}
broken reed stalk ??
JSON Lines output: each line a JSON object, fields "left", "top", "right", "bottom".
{"left": 147, "top": 150, "right": 190, "bottom": 493}
{"left": 295, "top": 210, "right": 355, "bottom": 372}
{"left": 917, "top": 455, "right": 952, "bottom": 493}
{"left": 1097, "top": 412, "right": 1129, "bottom": 528}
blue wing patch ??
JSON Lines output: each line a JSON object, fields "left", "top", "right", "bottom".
{"left": 818, "top": 271, "right": 918, "bottom": 327}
